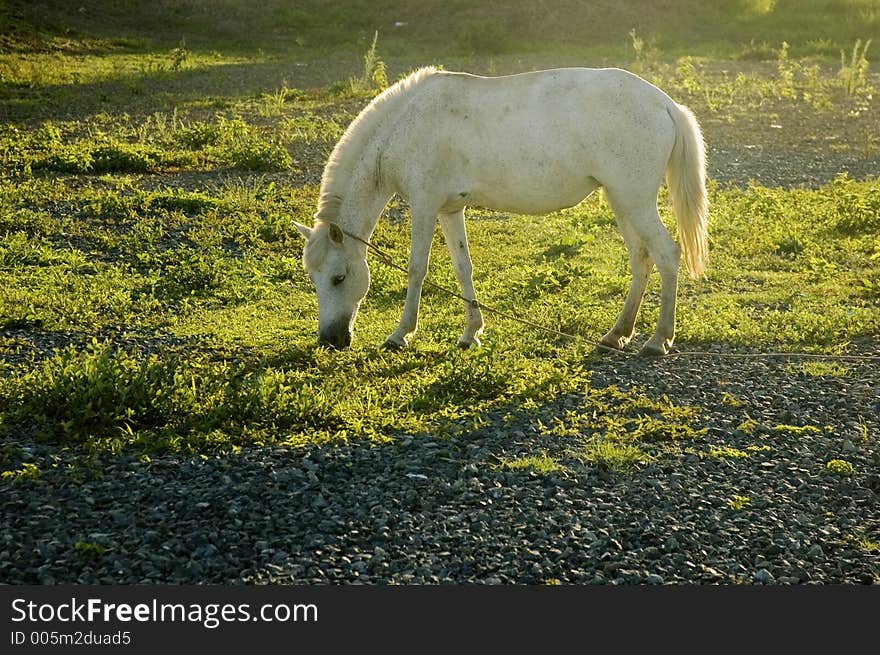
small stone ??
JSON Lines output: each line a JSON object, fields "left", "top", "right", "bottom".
{"left": 807, "top": 544, "right": 824, "bottom": 560}
{"left": 646, "top": 574, "right": 664, "bottom": 585}
{"left": 842, "top": 439, "right": 857, "bottom": 453}
{"left": 755, "top": 568, "right": 775, "bottom": 584}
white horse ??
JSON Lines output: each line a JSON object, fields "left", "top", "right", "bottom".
{"left": 294, "top": 66, "right": 708, "bottom": 355}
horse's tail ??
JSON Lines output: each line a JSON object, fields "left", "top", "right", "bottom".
{"left": 665, "top": 102, "right": 709, "bottom": 279}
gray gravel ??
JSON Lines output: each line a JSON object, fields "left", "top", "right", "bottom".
{"left": 708, "top": 146, "right": 880, "bottom": 189}
{"left": 2, "top": 340, "right": 877, "bottom": 585}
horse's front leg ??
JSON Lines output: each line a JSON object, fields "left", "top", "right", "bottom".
{"left": 439, "top": 209, "right": 484, "bottom": 348}
{"left": 383, "top": 211, "right": 437, "bottom": 349}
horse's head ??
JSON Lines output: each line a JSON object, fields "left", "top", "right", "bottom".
{"left": 295, "top": 220, "right": 370, "bottom": 349}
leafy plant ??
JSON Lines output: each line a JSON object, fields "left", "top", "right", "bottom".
{"left": 1, "top": 462, "right": 41, "bottom": 482}
{"left": 826, "top": 459, "right": 855, "bottom": 475}
{"left": 839, "top": 38, "right": 872, "bottom": 97}
{"left": 349, "top": 31, "right": 388, "bottom": 94}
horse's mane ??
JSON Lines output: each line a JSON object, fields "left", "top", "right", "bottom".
{"left": 315, "top": 66, "right": 439, "bottom": 222}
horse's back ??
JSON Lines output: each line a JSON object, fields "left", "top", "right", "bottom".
{"left": 387, "top": 67, "right": 677, "bottom": 214}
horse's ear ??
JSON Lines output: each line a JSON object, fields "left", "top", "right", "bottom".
{"left": 293, "top": 221, "right": 313, "bottom": 240}
{"left": 328, "top": 223, "right": 345, "bottom": 245}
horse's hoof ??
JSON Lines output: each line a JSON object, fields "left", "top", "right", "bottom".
{"left": 457, "top": 335, "right": 481, "bottom": 349}
{"left": 382, "top": 337, "right": 407, "bottom": 350}
{"left": 596, "top": 341, "right": 623, "bottom": 354}
{"left": 598, "top": 331, "right": 631, "bottom": 353}
{"left": 638, "top": 344, "right": 669, "bottom": 357}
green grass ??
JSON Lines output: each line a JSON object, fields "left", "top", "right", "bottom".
{"left": 0, "top": 1, "right": 878, "bottom": 468}
{"left": 709, "top": 446, "right": 751, "bottom": 460}
{"left": 578, "top": 440, "right": 649, "bottom": 473}
{"left": 4, "top": 0, "right": 878, "bottom": 61}
{"left": 826, "top": 458, "right": 855, "bottom": 475}
{"left": 0, "top": 174, "right": 878, "bottom": 455}
{"left": 498, "top": 453, "right": 566, "bottom": 475}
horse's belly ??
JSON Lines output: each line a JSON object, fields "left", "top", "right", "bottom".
{"left": 467, "top": 175, "right": 600, "bottom": 215}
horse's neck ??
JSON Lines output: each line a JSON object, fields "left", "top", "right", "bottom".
{"left": 334, "top": 164, "right": 392, "bottom": 241}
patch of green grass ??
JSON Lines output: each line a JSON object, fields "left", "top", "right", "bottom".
{"left": 856, "top": 417, "right": 870, "bottom": 443}
{"left": 852, "top": 533, "right": 880, "bottom": 553}
{"left": 786, "top": 360, "right": 850, "bottom": 377}
{"left": 709, "top": 446, "right": 750, "bottom": 460}
{"left": 0, "top": 171, "right": 877, "bottom": 456}
{"left": 826, "top": 459, "right": 855, "bottom": 475}
{"left": 728, "top": 494, "right": 751, "bottom": 511}
{"left": 770, "top": 424, "right": 823, "bottom": 437}
{"left": 721, "top": 392, "right": 745, "bottom": 407}
{"left": 578, "top": 439, "right": 648, "bottom": 473}
{"left": 74, "top": 542, "right": 107, "bottom": 559}
{"left": 498, "top": 453, "right": 566, "bottom": 475}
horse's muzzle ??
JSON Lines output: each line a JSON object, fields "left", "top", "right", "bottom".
{"left": 318, "top": 319, "right": 352, "bottom": 349}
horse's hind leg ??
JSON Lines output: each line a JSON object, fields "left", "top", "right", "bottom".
{"left": 605, "top": 188, "right": 680, "bottom": 356}
{"left": 439, "top": 209, "right": 484, "bottom": 348}
{"left": 599, "top": 215, "right": 653, "bottom": 351}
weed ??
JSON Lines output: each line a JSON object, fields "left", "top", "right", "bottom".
{"left": 225, "top": 134, "right": 292, "bottom": 172}
{"left": 579, "top": 439, "right": 647, "bottom": 472}
{"left": 826, "top": 459, "right": 855, "bottom": 475}
{"left": 786, "top": 361, "right": 849, "bottom": 377}
{"left": 856, "top": 417, "right": 870, "bottom": 443}
{"left": 259, "top": 87, "right": 296, "bottom": 117}
{"left": 852, "top": 532, "right": 879, "bottom": 553}
{"left": 629, "top": 28, "right": 662, "bottom": 75}
{"left": 838, "top": 38, "right": 872, "bottom": 98}
{"left": 728, "top": 494, "right": 751, "bottom": 511}
{"left": 775, "top": 233, "right": 806, "bottom": 258}
{"left": 74, "top": 542, "right": 107, "bottom": 558}
{"left": 499, "top": 453, "right": 565, "bottom": 475}
{"left": 709, "top": 446, "right": 749, "bottom": 460}
{"left": 770, "top": 424, "right": 823, "bottom": 437}
{"left": 829, "top": 175, "right": 880, "bottom": 234}
{"left": 148, "top": 188, "right": 220, "bottom": 215}
{"left": 721, "top": 392, "right": 745, "bottom": 407}
{"left": 174, "top": 121, "right": 222, "bottom": 149}
{"left": 1, "top": 462, "right": 41, "bottom": 482}
{"left": 349, "top": 31, "right": 388, "bottom": 95}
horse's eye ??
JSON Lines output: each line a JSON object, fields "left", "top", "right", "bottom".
{"left": 332, "top": 274, "right": 346, "bottom": 286}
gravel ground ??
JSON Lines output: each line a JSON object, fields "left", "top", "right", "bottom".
{"left": 2, "top": 340, "right": 877, "bottom": 585}
{"left": 708, "top": 146, "right": 880, "bottom": 189}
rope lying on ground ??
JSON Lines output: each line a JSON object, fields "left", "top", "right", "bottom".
{"left": 343, "top": 228, "right": 880, "bottom": 363}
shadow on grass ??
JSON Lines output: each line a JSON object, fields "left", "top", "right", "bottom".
{"left": 0, "top": 56, "right": 358, "bottom": 124}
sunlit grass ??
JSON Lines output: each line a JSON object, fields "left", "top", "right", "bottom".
{"left": 1, "top": 3, "right": 878, "bottom": 463}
